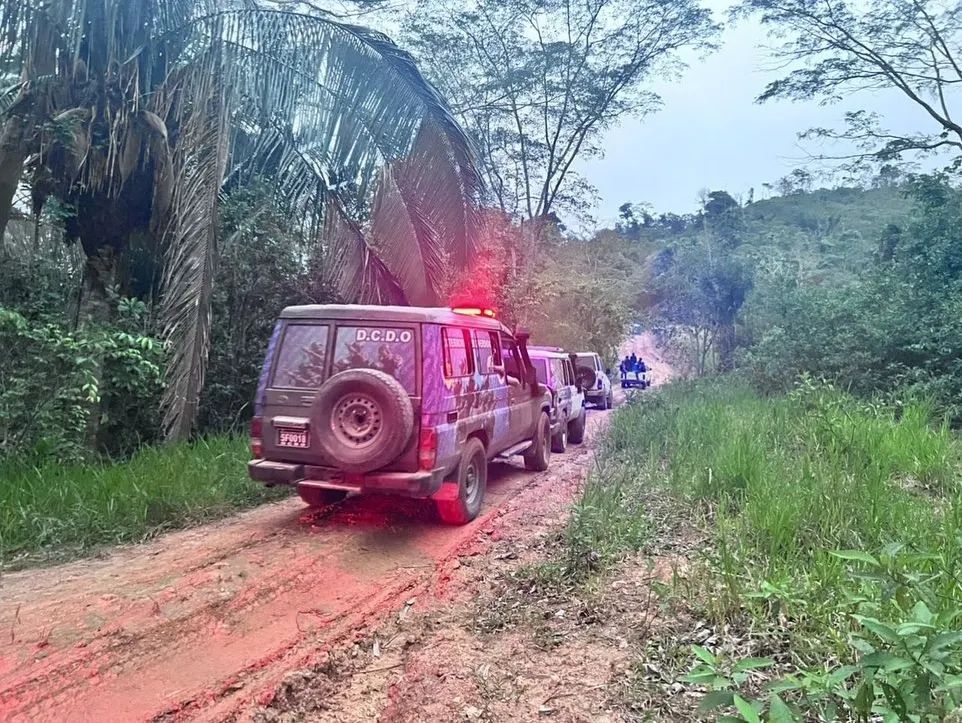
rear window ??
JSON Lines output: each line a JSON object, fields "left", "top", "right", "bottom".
{"left": 333, "top": 325, "right": 417, "bottom": 393}
{"left": 273, "top": 324, "right": 330, "bottom": 388}
{"left": 575, "top": 354, "right": 595, "bottom": 369}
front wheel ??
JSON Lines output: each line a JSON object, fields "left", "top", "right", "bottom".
{"left": 568, "top": 408, "right": 586, "bottom": 444}
{"left": 551, "top": 421, "right": 568, "bottom": 453}
{"left": 523, "top": 412, "right": 552, "bottom": 471}
{"left": 435, "top": 438, "right": 487, "bottom": 525}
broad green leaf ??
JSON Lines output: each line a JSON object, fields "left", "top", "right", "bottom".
{"left": 926, "top": 631, "right": 962, "bottom": 653}
{"left": 766, "top": 694, "right": 795, "bottom": 722}
{"left": 733, "top": 657, "right": 775, "bottom": 673}
{"left": 830, "top": 549, "right": 881, "bottom": 567}
{"left": 698, "top": 690, "right": 734, "bottom": 712}
{"left": 854, "top": 616, "right": 899, "bottom": 643}
{"left": 692, "top": 644, "right": 717, "bottom": 665}
{"left": 895, "top": 622, "right": 935, "bottom": 636}
{"left": 734, "top": 694, "right": 761, "bottom": 723}
{"left": 859, "top": 651, "right": 914, "bottom": 672}
{"left": 911, "top": 601, "right": 934, "bottom": 625}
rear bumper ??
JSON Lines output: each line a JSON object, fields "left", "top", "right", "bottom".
{"left": 585, "top": 389, "right": 608, "bottom": 401}
{"left": 248, "top": 459, "right": 446, "bottom": 498}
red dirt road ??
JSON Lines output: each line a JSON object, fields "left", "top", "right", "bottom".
{"left": 0, "top": 405, "right": 615, "bottom": 722}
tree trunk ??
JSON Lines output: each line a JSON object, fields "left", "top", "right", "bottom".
{"left": 78, "top": 246, "right": 119, "bottom": 449}
{"left": 0, "top": 116, "right": 28, "bottom": 246}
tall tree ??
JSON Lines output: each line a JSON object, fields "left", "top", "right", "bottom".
{"left": 398, "top": 0, "right": 718, "bottom": 225}
{"left": 740, "top": 0, "right": 962, "bottom": 168}
{"left": 0, "top": 0, "right": 480, "bottom": 439}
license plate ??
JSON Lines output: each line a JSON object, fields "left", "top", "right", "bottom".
{"left": 277, "top": 428, "right": 309, "bottom": 448}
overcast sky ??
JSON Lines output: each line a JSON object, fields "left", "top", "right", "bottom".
{"left": 577, "top": 4, "right": 942, "bottom": 226}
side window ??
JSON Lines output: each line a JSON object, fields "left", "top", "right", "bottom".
{"left": 500, "top": 335, "right": 522, "bottom": 381}
{"left": 552, "top": 359, "right": 565, "bottom": 385}
{"left": 442, "top": 327, "right": 473, "bottom": 378}
{"left": 474, "top": 330, "right": 501, "bottom": 374}
{"left": 564, "top": 360, "right": 574, "bottom": 386}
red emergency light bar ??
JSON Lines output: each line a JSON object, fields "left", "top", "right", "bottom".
{"left": 451, "top": 306, "right": 497, "bottom": 318}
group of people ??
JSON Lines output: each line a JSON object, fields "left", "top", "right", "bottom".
{"left": 619, "top": 352, "right": 647, "bottom": 379}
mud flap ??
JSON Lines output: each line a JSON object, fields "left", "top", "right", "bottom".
{"left": 430, "top": 480, "right": 461, "bottom": 502}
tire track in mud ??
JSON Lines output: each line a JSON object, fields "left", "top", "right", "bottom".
{"left": 0, "top": 407, "right": 613, "bottom": 723}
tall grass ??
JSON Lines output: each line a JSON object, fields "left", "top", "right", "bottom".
{"left": 0, "top": 435, "right": 288, "bottom": 568}
{"left": 567, "top": 379, "right": 962, "bottom": 652}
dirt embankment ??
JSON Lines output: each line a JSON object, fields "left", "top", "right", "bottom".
{"left": 0, "top": 398, "right": 618, "bottom": 722}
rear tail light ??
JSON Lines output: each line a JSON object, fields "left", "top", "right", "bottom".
{"left": 597, "top": 379, "right": 603, "bottom": 389}
{"left": 418, "top": 426, "right": 437, "bottom": 471}
{"left": 250, "top": 416, "right": 263, "bottom": 459}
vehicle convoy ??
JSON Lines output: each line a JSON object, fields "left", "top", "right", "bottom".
{"left": 248, "top": 305, "right": 555, "bottom": 524}
{"left": 528, "top": 346, "right": 587, "bottom": 452}
{"left": 574, "top": 351, "right": 614, "bottom": 409}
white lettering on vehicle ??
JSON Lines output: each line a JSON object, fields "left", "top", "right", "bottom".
{"left": 355, "top": 328, "right": 413, "bottom": 343}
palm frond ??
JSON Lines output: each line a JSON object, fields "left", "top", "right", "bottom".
{"left": 158, "top": 67, "right": 230, "bottom": 441}
{"left": 325, "top": 197, "right": 407, "bottom": 305}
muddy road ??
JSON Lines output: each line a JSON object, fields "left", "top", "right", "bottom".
{"left": 0, "top": 399, "right": 619, "bottom": 722}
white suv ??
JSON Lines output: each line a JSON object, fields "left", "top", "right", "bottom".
{"left": 574, "top": 352, "right": 613, "bottom": 409}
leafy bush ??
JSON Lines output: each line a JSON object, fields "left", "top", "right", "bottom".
{"left": 0, "top": 304, "right": 163, "bottom": 460}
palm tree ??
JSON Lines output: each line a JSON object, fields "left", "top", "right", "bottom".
{"left": 0, "top": 0, "right": 480, "bottom": 439}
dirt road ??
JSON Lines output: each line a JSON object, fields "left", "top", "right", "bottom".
{"left": 0, "top": 401, "right": 616, "bottom": 722}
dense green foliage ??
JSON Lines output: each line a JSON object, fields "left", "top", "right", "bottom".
{"left": 739, "top": 178, "right": 962, "bottom": 423}
{"left": 567, "top": 381, "right": 962, "bottom": 721}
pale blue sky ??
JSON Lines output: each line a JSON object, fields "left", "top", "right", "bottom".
{"left": 577, "top": 8, "right": 944, "bottom": 225}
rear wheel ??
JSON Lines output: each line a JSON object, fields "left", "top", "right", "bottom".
{"left": 568, "top": 408, "right": 586, "bottom": 444}
{"left": 523, "top": 413, "right": 551, "bottom": 471}
{"left": 435, "top": 438, "right": 487, "bottom": 525}
{"left": 297, "top": 485, "right": 348, "bottom": 508}
{"left": 551, "top": 421, "right": 568, "bottom": 453}
{"left": 605, "top": 392, "right": 613, "bottom": 409}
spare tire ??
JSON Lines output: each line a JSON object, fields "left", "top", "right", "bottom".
{"left": 576, "top": 365, "right": 597, "bottom": 390}
{"left": 311, "top": 369, "right": 414, "bottom": 474}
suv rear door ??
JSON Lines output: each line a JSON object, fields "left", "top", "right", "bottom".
{"left": 500, "top": 333, "right": 534, "bottom": 445}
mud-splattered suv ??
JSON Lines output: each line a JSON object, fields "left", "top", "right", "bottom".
{"left": 248, "top": 305, "right": 554, "bottom": 524}
{"left": 574, "top": 352, "right": 614, "bottom": 409}
{"left": 529, "top": 346, "right": 586, "bottom": 452}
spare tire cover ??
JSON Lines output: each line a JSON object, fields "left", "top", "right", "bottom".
{"left": 311, "top": 368, "right": 414, "bottom": 474}
{"left": 576, "top": 365, "right": 598, "bottom": 390}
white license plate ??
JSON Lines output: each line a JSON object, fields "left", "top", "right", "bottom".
{"left": 277, "top": 428, "right": 309, "bottom": 448}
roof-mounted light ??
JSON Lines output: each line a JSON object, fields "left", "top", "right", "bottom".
{"left": 452, "top": 306, "right": 496, "bottom": 318}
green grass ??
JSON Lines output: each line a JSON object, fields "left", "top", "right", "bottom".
{"left": 566, "top": 379, "right": 962, "bottom": 719}
{"left": 0, "top": 434, "right": 289, "bottom": 568}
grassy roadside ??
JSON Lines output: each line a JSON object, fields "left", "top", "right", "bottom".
{"left": 561, "top": 379, "right": 962, "bottom": 721}
{"left": 0, "top": 435, "right": 288, "bottom": 569}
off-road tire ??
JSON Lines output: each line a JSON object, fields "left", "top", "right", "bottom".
{"left": 435, "top": 438, "right": 487, "bottom": 525}
{"left": 568, "top": 408, "right": 586, "bottom": 444}
{"left": 297, "top": 485, "right": 348, "bottom": 508}
{"left": 311, "top": 369, "right": 413, "bottom": 473}
{"left": 523, "top": 412, "right": 551, "bottom": 471}
{"left": 551, "top": 422, "right": 568, "bottom": 453}
{"left": 605, "top": 392, "right": 613, "bottom": 409}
